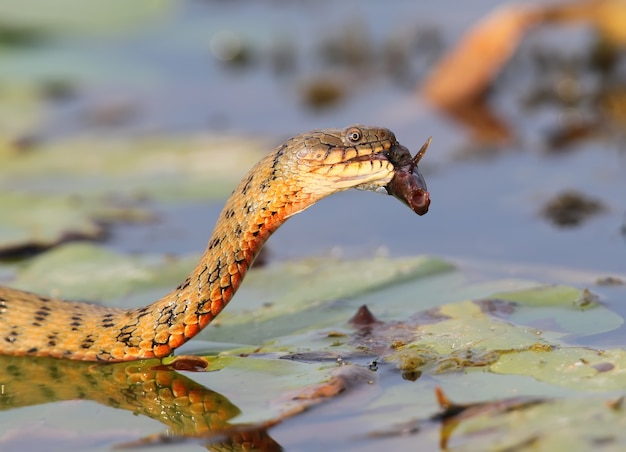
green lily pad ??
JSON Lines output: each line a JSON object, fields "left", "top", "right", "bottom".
{"left": 381, "top": 285, "right": 622, "bottom": 380}
{"left": 492, "top": 347, "right": 626, "bottom": 391}
{"left": 7, "top": 242, "right": 454, "bottom": 343}
{"left": 10, "top": 242, "right": 197, "bottom": 301}
{"left": 0, "top": 134, "right": 268, "bottom": 253}
{"left": 494, "top": 285, "right": 623, "bottom": 336}
{"left": 0, "top": 0, "right": 174, "bottom": 35}
{"left": 204, "top": 255, "right": 454, "bottom": 344}
{"left": 0, "top": 134, "right": 268, "bottom": 201}
{"left": 0, "top": 191, "right": 153, "bottom": 255}
{"left": 386, "top": 299, "right": 550, "bottom": 374}
{"left": 2, "top": 239, "right": 626, "bottom": 450}
{"left": 0, "top": 83, "right": 42, "bottom": 140}
{"left": 0, "top": 192, "right": 103, "bottom": 253}
{"left": 434, "top": 396, "right": 626, "bottom": 450}
{"left": 493, "top": 284, "right": 593, "bottom": 308}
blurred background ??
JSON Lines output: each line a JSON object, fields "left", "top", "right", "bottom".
{"left": 0, "top": 0, "right": 624, "bottom": 274}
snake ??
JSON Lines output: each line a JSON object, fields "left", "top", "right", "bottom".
{"left": 0, "top": 126, "right": 430, "bottom": 362}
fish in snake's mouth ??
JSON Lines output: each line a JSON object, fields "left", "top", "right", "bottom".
{"left": 350, "top": 137, "right": 431, "bottom": 216}
{"left": 384, "top": 138, "right": 431, "bottom": 216}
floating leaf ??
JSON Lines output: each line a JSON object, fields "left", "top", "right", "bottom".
{"left": 0, "top": 83, "right": 42, "bottom": 140}
{"left": 434, "top": 395, "right": 626, "bottom": 450}
{"left": 1, "top": 249, "right": 626, "bottom": 450}
{"left": 1, "top": 236, "right": 626, "bottom": 451}
{"left": 492, "top": 285, "right": 585, "bottom": 307}
{"left": 492, "top": 347, "right": 626, "bottom": 391}
{"left": 0, "top": 134, "right": 268, "bottom": 201}
{"left": 10, "top": 242, "right": 197, "bottom": 301}
{"left": 200, "top": 255, "right": 454, "bottom": 344}
{"left": 493, "top": 285, "right": 623, "bottom": 336}
{"left": 0, "top": 191, "right": 157, "bottom": 255}
{"left": 386, "top": 299, "right": 550, "bottom": 375}
{"left": 0, "top": 0, "right": 174, "bottom": 35}
{"left": 0, "top": 192, "right": 104, "bottom": 254}
{"left": 0, "top": 134, "right": 269, "bottom": 253}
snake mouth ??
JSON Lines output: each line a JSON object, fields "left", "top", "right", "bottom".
{"left": 385, "top": 140, "right": 431, "bottom": 216}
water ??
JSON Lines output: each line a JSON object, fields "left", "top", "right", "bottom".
{"left": 1, "top": 1, "right": 625, "bottom": 450}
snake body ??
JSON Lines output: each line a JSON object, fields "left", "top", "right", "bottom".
{"left": 0, "top": 126, "right": 430, "bottom": 361}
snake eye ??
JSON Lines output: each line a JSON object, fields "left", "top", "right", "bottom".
{"left": 346, "top": 127, "right": 362, "bottom": 143}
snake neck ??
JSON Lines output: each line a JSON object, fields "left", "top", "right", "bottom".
{"left": 119, "top": 151, "right": 317, "bottom": 360}
{"left": 0, "top": 126, "right": 412, "bottom": 362}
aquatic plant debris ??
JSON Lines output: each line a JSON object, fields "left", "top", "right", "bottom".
{"left": 1, "top": 248, "right": 626, "bottom": 449}
{"left": 541, "top": 190, "right": 607, "bottom": 227}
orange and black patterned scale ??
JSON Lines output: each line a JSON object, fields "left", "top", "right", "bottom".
{"left": 0, "top": 126, "right": 430, "bottom": 361}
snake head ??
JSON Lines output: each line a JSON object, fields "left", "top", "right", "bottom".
{"left": 384, "top": 138, "right": 431, "bottom": 216}
{"left": 293, "top": 125, "right": 430, "bottom": 216}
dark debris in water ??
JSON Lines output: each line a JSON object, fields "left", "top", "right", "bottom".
{"left": 432, "top": 386, "right": 548, "bottom": 421}
{"left": 607, "top": 395, "right": 625, "bottom": 411}
{"left": 368, "top": 386, "right": 549, "bottom": 447}
{"left": 474, "top": 298, "right": 517, "bottom": 317}
{"left": 40, "top": 78, "right": 80, "bottom": 103}
{"left": 0, "top": 233, "right": 106, "bottom": 261}
{"left": 541, "top": 190, "right": 607, "bottom": 227}
{"left": 407, "top": 307, "right": 450, "bottom": 324}
{"left": 0, "top": 22, "right": 49, "bottom": 48}
{"left": 544, "top": 119, "right": 599, "bottom": 152}
{"left": 368, "top": 418, "right": 421, "bottom": 439}
{"left": 299, "top": 76, "right": 346, "bottom": 110}
{"left": 596, "top": 276, "right": 625, "bottom": 286}
{"left": 151, "top": 355, "right": 209, "bottom": 372}
{"left": 592, "top": 362, "right": 615, "bottom": 373}
{"left": 348, "top": 305, "right": 381, "bottom": 327}
{"left": 394, "top": 346, "right": 501, "bottom": 377}
{"left": 574, "top": 288, "right": 600, "bottom": 309}
{"left": 287, "top": 365, "right": 375, "bottom": 401}
{"left": 432, "top": 386, "right": 549, "bottom": 450}
{"left": 114, "top": 422, "right": 282, "bottom": 452}
{"left": 280, "top": 351, "right": 344, "bottom": 363}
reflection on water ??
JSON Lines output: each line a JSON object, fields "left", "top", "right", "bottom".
{"left": 0, "top": 356, "right": 281, "bottom": 451}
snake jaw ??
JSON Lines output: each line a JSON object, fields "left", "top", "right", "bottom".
{"left": 306, "top": 145, "right": 396, "bottom": 192}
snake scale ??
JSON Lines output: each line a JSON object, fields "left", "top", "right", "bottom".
{"left": 0, "top": 126, "right": 430, "bottom": 362}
